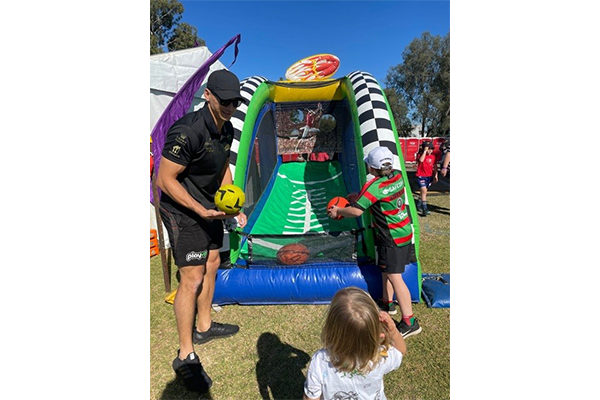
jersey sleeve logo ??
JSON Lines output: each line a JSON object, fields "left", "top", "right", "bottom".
{"left": 175, "top": 133, "right": 187, "bottom": 145}
{"left": 169, "top": 145, "right": 181, "bottom": 158}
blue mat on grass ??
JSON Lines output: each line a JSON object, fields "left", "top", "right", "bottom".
{"left": 422, "top": 273, "right": 450, "bottom": 308}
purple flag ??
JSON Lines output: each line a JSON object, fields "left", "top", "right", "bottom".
{"left": 151, "top": 34, "right": 242, "bottom": 202}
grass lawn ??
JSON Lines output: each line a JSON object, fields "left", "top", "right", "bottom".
{"left": 150, "top": 192, "right": 450, "bottom": 400}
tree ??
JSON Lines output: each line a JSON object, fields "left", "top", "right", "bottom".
{"left": 168, "top": 23, "right": 205, "bottom": 52}
{"left": 150, "top": 0, "right": 204, "bottom": 55}
{"left": 383, "top": 88, "right": 413, "bottom": 137}
{"left": 385, "top": 32, "right": 450, "bottom": 137}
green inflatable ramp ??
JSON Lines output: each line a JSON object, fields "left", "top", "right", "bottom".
{"left": 241, "top": 161, "right": 361, "bottom": 263}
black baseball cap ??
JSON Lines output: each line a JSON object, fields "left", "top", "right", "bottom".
{"left": 207, "top": 69, "right": 244, "bottom": 102}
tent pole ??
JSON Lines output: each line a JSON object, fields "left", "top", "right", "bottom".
{"left": 151, "top": 172, "right": 171, "bottom": 293}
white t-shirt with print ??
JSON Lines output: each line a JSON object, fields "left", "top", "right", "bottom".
{"left": 304, "top": 347, "right": 402, "bottom": 400}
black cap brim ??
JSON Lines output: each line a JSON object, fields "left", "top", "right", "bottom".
{"left": 212, "top": 89, "right": 245, "bottom": 103}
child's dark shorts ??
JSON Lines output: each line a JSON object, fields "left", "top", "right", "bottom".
{"left": 159, "top": 207, "right": 224, "bottom": 267}
{"left": 378, "top": 244, "right": 414, "bottom": 274}
{"left": 416, "top": 176, "right": 433, "bottom": 188}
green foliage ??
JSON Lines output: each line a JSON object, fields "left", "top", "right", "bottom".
{"left": 384, "top": 88, "right": 413, "bottom": 137}
{"left": 386, "top": 32, "right": 450, "bottom": 137}
{"left": 150, "top": 33, "right": 161, "bottom": 55}
{"left": 168, "top": 22, "right": 205, "bottom": 52}
{"left": 150, "top": 0, "right": 204, "bottom": 55}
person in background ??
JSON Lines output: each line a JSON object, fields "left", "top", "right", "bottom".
{"left": 156, "top": 69, "right": 248, "bottom": 393}
{"left": 303, "top": 287, "right": 406, "bottom": 400}
{"left": 440, "top": 139, "right": 450, "bottom": 178}
{"left": 415, "top": 141, "right": 438, "bottom": 216}
{"left": 329, "top": 146, "right": 422, "bottom": 338}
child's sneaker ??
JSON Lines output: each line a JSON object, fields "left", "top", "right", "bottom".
{"left": 377, "top": 299, "right": 398, "bottom": 315}
{"left": 387, "top": 302, "right": 397, "bottom": 315}
{"left": 172, "top": 350, "right": 212, "bottom": 393}
{"left": 415, "top": 200, "right": 423, "bottom": 212}
{"left": 397, "top": 318, "right": 422, "bottom": 338}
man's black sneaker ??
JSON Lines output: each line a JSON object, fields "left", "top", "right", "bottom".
{"left": 397, "top": 318, "right": 422, "bottom": 338}
{"left": 377, "top": 299, "right": 398, "bottom": 315}
{"left": 193, "top": 321, "right": 240, "bottom": 344}
{"left": 172, "top": 351, "right": 212, "bottom": 393}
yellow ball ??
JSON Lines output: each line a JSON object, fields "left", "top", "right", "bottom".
{"left": 214, "top": 184, "right": 245, "bottom": 214}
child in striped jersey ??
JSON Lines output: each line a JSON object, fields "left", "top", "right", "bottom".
{"left": 328, "top": 146, "right": 422, "bottom": 338}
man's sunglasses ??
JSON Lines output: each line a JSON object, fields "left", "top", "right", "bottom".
{"left": 213, "top": 93, "right": 242, "bottom": 108}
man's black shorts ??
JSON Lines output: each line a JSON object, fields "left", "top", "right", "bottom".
{"left": 159, "top": 207, "right": 224, "bottom": 267}
{"left": 378, "top": 243, "right": 415, "bottom": 274}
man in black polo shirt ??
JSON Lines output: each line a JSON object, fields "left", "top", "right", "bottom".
{"left": 156, "top": 69, "right": 248, "bottom": 393}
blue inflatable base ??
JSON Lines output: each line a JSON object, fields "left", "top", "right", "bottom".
{"left": 213, "top": 262, "right": 420, "bottom": 305}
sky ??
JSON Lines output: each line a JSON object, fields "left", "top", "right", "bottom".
{"left": 179, "top": 0, "right": 449, "bottom": 85}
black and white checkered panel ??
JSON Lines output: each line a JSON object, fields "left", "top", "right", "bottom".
{"left": 229, "top": 76, "right": 268, "bottom": 177}
{"left": 346, "top": 71, "right": 401, "bottom": 171}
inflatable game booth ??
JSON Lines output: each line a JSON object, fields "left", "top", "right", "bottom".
{"left": 210, "top": 55, "right": 423, "bottom": 305}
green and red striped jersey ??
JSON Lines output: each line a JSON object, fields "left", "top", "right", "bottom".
{"left": 354, "top": 170, "right": 413, "bottom": 247}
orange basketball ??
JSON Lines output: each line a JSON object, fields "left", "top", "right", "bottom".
{"left": 327, "top": 196, "right": 350, "bottom": 220}
{"left": 276, "top": 243, "right": 310, "bottom": 265}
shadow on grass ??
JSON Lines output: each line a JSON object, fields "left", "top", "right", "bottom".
{"left": 160, "top": 378, "right": 213, "bottom": 400}
{"left": 426, "top": 203, "right": 450, "bottom": 216}
{"left": 256, "top": 332, "right": 310, "bottom": 400}
{"left": 412, "top": 195, "right": 450, "bottom": 217}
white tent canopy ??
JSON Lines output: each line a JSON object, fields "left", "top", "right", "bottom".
{"left": 150, "top": 46, "right": 227, "bottom": 132}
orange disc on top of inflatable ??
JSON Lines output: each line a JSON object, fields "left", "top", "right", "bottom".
{"left": 285, "top": 54, "right": 340, "bottom": 81}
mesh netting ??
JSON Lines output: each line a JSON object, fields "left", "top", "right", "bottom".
{"left": 244, "top": 231, "right": 358, "bottom": 267}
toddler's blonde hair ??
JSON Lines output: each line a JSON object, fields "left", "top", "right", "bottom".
{"left": 321, "top": 286, "right": 391, "bottom": 374}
